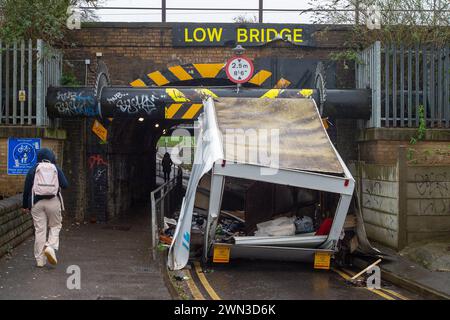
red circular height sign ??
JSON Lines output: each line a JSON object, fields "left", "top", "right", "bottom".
{"left": 225, "top": 56, "right": 254, "bottom": 84}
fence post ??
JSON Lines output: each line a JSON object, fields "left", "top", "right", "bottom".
{"left": 12, "top": 41, "right": 17, "bottom": 125}
{"left": 36, "top": 39, "right": 44, "bottom": 127}
{"left": 372, "top": 41, "right": 381, "bottom": 128}
{"left": 397, "top": 146, "right": 408, "bottom": 250}
{"left": 0, "top": 40, "right": 2, "bottom": 124}
{"left": 259, "top": 0, "right": 264, "bottom": 23}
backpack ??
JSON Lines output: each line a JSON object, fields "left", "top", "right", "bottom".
{"left": 32, "top": 160, "right": 59, "bottom": 196}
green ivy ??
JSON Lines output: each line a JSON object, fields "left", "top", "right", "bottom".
{"left": 60, "top": 72, "right": 81, "bottom": 86}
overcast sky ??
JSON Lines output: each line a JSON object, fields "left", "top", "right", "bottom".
{"left": 83, "top": 0, "right": 328, "bottom": 23}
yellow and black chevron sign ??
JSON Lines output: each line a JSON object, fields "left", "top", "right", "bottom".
{"left": 130, "top": 63, "right": 276, "bottom": 88}
{"left": 130, "top": 63, "right": 313, "bottom": 120}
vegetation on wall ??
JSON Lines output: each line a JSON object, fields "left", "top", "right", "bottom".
{"left": 60, "top": 71, "right": 81, "bottom": 86}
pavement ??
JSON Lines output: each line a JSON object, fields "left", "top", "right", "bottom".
{"left": 0, "top": 209, "right": 173, "bottom": 300}
{"left": 354, "top": 242, "right": 450, "bottom": 300}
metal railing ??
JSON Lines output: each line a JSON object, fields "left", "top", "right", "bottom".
{"left": 356, "top": 41, "right": 382, "bottom": 128}
{"left": 79, "top": 2, "right": 450, "bottom": 24}
{"left": 150, "top": 166, "right": 183, "bottom": 253}
{"left": 357, "top": 42, "right": 450, "bottom": 128}
{"left": 0, "top": 39, "right": 62, "bottom": 126}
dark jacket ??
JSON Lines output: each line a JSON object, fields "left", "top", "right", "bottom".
{"left": 22, "top": 148, "right": 69, "bottom": 209}
{"left": 162, "top": 154, "right": 173, "bottom": 172}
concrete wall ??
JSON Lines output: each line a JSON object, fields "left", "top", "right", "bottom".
{"left": 406, "top": 165, "right": 450, "bottom": 244}
{"left": 0, "top": 194, "right": 33, "bottom": 258}
{"left": 351, "top": 162, "right": 400, "bottom": 249}
{"left": 352, "top": 143, "right": 450, "bottom": 250}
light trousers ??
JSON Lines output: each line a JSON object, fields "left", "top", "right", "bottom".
{"left": 30, "top": 197, "right": 62, "bottom": 264}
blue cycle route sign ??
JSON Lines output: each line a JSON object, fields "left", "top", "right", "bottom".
{"left": 7, "top": 138, "right": 41, "bottom": 175}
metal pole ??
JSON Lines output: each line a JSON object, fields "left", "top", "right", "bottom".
{"left": 28, "top": 39, "right": 32, "bottom": 125}
{"left": 12, "top": 41, "right": 17, "bottom": 125}
{"left": 161, "top": 0, "right": 166, "bottom": 23}
{"left": 259, "top": 0, "right": 263, "bottom": 23}
{"left": 0, "top": 40, "right": 2, "bottom": 124}
{"left": 36, "top": 39, "right": 44, "bottom": 126}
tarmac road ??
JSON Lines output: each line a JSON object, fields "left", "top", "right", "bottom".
{"left": 183, "top": 259, "right": 427, "bottom": 300}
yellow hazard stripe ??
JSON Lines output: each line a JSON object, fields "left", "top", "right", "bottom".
{"left": 248, "top": 70, "right": 272, "bottom": 86}
{"left": 195, "top": 88, "right": 218, "bottom": 98}
{"left": 380, "top": 288, "right": 409, "bottom": 300}
{"left": 300, "top": 89, "right": 313, "bottom": 97}
{"left": 193, "top": 261, "right": 221, "bottom": 300}
{"left": 166, "top": 88, "right": 190, "bottom": 102}
{"left": 130, "top": 79, "right": 147, "bottom": 87}
{"left": 260, "top": 89, "right": 282, "bottom": 98}
{"left": 148, "top": 71, "right": 170, "bottom": 86}
{"left": 169, "top": 65, "right": 194, "bottom": 81}
{"left": 185, "top": 269, "right": 206, "bottom": 300}
{"left": 165, "top": 103, "right": 183, "bottom": 119}
{"left": 182, "top": 104, "right": 203, "bottom": 119}
{"left": 193, "top": 63, "right": 224, "bottom": 78}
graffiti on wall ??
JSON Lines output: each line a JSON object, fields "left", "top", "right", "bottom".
{"left": 414, "top": 172, "right": 449, "bottom": 197}
{"left": 88, "top": 153, "right": 108, "bottom": 222}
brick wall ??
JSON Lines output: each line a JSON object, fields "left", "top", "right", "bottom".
{"left": 63, "top": 23, "right": 354, "bottom": 86}
{"left": 61, "top": 119, "right": 86, "bottom": 221}
{"left": 0, "top": 194, "right": 33, "bottom": 258}
{"left": 358, "top": 128, "right": 450, "bottom": 165}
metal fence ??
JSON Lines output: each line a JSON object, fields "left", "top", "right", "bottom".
{"left": 357, "top": 42, "right": 450, "bottom": 128}
{"left": 150, "top": 167, "right": 183, "bottom": 253}
{"left": 356, "top": 41, "right": 382, "bottom": 128}
{"left": 0, "top": 39, "right": 62, "bottom": 126}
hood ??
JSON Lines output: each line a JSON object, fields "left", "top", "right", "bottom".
{"left": 37, "top": 148, "right": 56, "bottom": 164}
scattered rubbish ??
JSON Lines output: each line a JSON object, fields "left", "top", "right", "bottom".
{"left": 294, "top": 216, "right": 314, "bottom": 234}
{"left": 221, "top": 210, "right": 245, "bottom": 223}
{"left": 164, "top": 217, "right": 177, "bottom": 231}
{"left": 348, "top": 258, "right": 382, "bottom": 283}
{"left": 174, "top": 270, "right": 189, "bottom": 281}
{"left": 159, "top": 234, "right": 173, "bottom": 245}
{"left": 254, "top": 216, "right": 296, "bottom": 237}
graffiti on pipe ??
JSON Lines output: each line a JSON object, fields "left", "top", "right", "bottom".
{"left": 55, "top": 91, "right": 98, "bottom": 116}
{"left": 108, "top": 92, "right": 159, "bottom": 115}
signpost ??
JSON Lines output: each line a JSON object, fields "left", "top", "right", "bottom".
{"left": 225, "top": 56, "right": 254, "bottom": 84}
{"left": 7, "top": 138, "right": 41, "bottom": 175}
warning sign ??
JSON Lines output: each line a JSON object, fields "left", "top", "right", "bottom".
{"left": 213, "top": 245, "right": 230, "bottom": 263}
{"left": 92, "top": 120, "right": 108, "bottom": 142}
{"left": 314, "top": 251, "right": 331, "bottom": 270}
{"left": 225, "top": 56, "right": 254, "bottom": 84}
{"left": 19, "top": 90, "right": 26, "bottom": 102}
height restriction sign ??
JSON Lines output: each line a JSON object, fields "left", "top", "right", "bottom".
{"left": 225, "top": 56, "right": 254, "bottom": 84}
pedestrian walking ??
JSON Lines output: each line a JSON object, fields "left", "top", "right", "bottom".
{"left": 22, "top": 148, "right": 68, "bottom": 267}
{"left": 162, "top": 152, "right": 173, "bottom": 182}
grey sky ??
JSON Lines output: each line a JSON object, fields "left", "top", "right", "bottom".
{"left": 84, "top": 0, "right": 325, "bottom": 23}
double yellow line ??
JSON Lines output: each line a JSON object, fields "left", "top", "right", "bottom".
{"left": 185, "top": 261, "right": 222, "bottom": 300}
{"left": 332, "top": 267, "right": 409, "bottom": 300}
